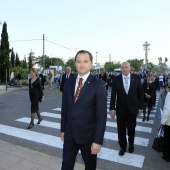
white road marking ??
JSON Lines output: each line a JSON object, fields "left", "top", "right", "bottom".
{"left": 15, "top": 117, "right": 149, "bottom": 146}
{"left": 0, "top": 124, "right": 144, "bottom": 168}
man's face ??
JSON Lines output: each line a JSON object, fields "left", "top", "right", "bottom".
{"left": 121, "top": 62, "right": 131, "bottom": 76}
{"left": 66, "top": 68, "right": 71, "bottom": 74}
{"left": 75, "top": 53, "right": 93, "bottom": 76}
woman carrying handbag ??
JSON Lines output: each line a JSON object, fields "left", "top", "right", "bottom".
{"left": 161, "top": 84, "right": 170, "bottom": 162}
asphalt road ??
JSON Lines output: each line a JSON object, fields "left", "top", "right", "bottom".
{"left": 0, "top": 85, "right": 169, "bottom": 170}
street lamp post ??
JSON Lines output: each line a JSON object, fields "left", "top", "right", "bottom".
{"left": 96, "top": 52, "right": 98, "bottom": 72}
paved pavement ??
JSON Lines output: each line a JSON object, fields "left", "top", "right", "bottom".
{"left": 0, "top": 85, "right": 84, "bottom": 170}
{"left": 0, "top": 85, "right": 169, "bottom": 169}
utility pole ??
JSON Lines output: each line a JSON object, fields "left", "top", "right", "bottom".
{"left": 143, "top": 41, "right": 150, "bottom": 69}
{"left": 96, "top": 52, "right": 98, "bottom": 71}
{"left": 43, "top": 34, "right": 45, "bottom": 70}
{"left": 109, "top": 54, "right": 111, "bottom": 62}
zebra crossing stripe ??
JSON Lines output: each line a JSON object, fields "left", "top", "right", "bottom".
{"left": 98, "top": 147, "right": 144, "bottom": 168}
{"left": 53, "top": 108, "right": 156, "bottom": 114}
{"left": 0, "top": 124, "right": 145, "bottom": 168}
{"left": 104, "top": 131, "right": 149, "bottom": 146}
{"left": 106, "top": 115, "right": 154, "bottom": 124}
{"left": 15, "top": 117, "right": 149, "bottom": 146}
{"left": 106, "top": 121, "right": 152, "bottom": 133}
{"left": 40, "top": 112, "right": 155, "bottom": 124}
{"left": 40, "top": 112, "right": 154, "bottom": 126}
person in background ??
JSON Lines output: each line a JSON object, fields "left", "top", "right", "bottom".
{"left": 60, "top": 50, "right": 107, "bottom": 170}
{"left": 27, "top": 68, "right": 44, "bottom": 129}
{"left": 142, "top": 73, "right": 155, "bottom": 121}
{"left": 110, "top": 61, "right": 143, "bottom": 156}
{"left": 159, "top": 73, "right": 164, "bottom": 91}
{"left": 39, "top": 72, "right": 45, "bottom": 90}
{"left": 99, "top": 69, "right": 109, "bottom": 90}
{"left": 151, "top": 73, "right": 159, "bottom": 107}
{"left": 48, "top": 71, "right": 53, "bottom": 89}
{"left": 60, "top": 66, "right": 73, "bottom": 92}
{"left": 161, "top": 85, "right": 170, "bottom": 162}
{"left": 17, "top": 71, "right": 22, "bottom": 87}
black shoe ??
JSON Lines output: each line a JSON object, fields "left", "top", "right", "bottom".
{"left": 142, "top": 117, "right": 146, "bottom": 122}
{"left": 37, "top": 118, "right": 42, "bottom": 124}
{"left": 161, "top": 155, "right": 170, "bottom": 162}
{"left": 27, "top": 122, "right": 34, "bottom": 129}
{"left": 128, "top": 145, "right": 134, "bottom": 153}
{"left": 119, "top": 148, "right": 126, "bottom": 156}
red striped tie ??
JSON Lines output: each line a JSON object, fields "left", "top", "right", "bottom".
{"left": 74, "top": 78, "right": 83, "bottom": 103}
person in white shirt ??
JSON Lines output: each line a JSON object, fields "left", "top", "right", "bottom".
{"left": 161, "top": 85, "right": 170, "bottom": 162}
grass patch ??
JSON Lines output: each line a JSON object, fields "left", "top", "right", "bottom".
{"left": 44, "top": 90, "right": 62, "bottom": 97}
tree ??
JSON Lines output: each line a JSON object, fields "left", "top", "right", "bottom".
{"left": 28, "top": 51, "right": 36, "bottom": 70}
{"left": 11, "top": 48, "right": 15, "bottom": 67}
{"left": 65, "top": 57, "right": 76, "bottom": 72}
{"left": 0, "top": 22, "right": 10, "bottom": 82}
{"left": 22, "top": 56, "right": 27, "bottom": 68}
{"left": 127, "top": 59, "right": 141, "bottom": 72}
{"left": 147, "top": 62, "right": 155, "bottom": 70}
{"left": 104, "top": 61, "right": 121, "bottom": 72}
{"left": 15, "top": 53, "right": 20, "bottom": 67}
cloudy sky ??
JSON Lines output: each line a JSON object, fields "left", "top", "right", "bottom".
{"left": 1, "top": 0, "right": 170, "bottom": 66}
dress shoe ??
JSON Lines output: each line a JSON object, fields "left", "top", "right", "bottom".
{"left": 27, "top": 122, "right": 34, "bottom": 129}
{"left": 147, "top": 116, "right": 149, "bottom": 121}
{"left": 128, "top": 145, "right": 134, "bottom": 153}
{"left": 119, "top": 148, "right": 126, "bottom": 156}
{"left": 142, "top": 117, "right": 146, "bottom": 122}
{"left": 161, "top": 155, "right": 170, "bottom": 162}
{"left": 37, "top": 118, "right": 42, "bottom": 124}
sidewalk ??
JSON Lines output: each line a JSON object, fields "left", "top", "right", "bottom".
{"left": 0, "top": 140, "right": 84, "bottom": 170}
{"left": 0, "top": 85, "right": 20, "bottom": 95}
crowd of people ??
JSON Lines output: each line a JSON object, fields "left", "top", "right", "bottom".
{"left": 25, "top": 50, "right": 170, "bottom": 169}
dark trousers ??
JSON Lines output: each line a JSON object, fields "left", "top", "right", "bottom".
{"left": 163, "top": 125, "right": 170, "bottom": 161}
{"left": 117, "top": 113, "right": 137, "bottom": 149}
{"left": 62, "top": 139, "right": 97, "bottom": 170}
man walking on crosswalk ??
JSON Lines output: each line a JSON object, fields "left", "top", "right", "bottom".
{"left": 110, "top": 61, "right": 143, "bottom": 156}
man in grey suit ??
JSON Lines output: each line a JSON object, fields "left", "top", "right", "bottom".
{"left": 60, "top": 50, "right": 107, "bottom": 170}
{"left": 110, "top": 61, "right": 143, "bottom": 156}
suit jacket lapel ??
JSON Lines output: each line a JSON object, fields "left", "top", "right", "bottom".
{"left": 71, "top": 75, "right": 77, "bottom": 100}
{"left": 128, "top": 73, "right": 134, "bottom": 94}
{"left": 76, "top": 74, "right": 94, "bottom": 103}
{"left": 120, "top": 74, "right": 127, "bottom": 94}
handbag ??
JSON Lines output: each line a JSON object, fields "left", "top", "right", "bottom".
{"left": 152, "top": 124, "right": 164, "bottom": 152}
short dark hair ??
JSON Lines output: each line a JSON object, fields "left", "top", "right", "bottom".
{"left": 75, "top": 50, "right": 93, "bottom": 62}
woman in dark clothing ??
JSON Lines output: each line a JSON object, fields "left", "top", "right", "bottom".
{"left": 27, "top": 68, "right": 44, "bottom": 129}
{"left": 142, "top": 73, "right": 155, "bottom": 121}
{"left": 151, "top": 74, "right": 158, "bottom": 106}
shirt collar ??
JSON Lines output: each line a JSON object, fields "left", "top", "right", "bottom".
{"left": 122, "top": 73, "right": 130, "bottom": 79}
{"left": 77, "top": 72, "right": 90, "bottom": 82}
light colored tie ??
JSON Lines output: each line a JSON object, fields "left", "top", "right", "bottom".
{"left": 124, "top": 77, "right": 129, "bottom": 94}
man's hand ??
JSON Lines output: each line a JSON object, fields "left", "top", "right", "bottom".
{"left": 110, "top": 111, "right": 116, "bottom": 119}
{"left": 61, "top": 132, "right": 64, "bottom": 141}
{"left": 91, "top": 143, "right": 101, "bottom": 155}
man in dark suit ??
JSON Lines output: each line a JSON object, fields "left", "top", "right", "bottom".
{"left": 110, "top": 61, "right": 143, "bottom": 156}
{"left": 60, "top": 66, "right": 73, "bottom": 92}
{"left": 60, "top": 50, "right": 107, "bottom": 170}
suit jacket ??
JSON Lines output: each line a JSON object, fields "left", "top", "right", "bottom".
{"left": 110, "top": 73, "right": 143, "bottom": 115}
{"left": 60, "top": 73, "right": 74, "bottom": 92}
{"left": 61, "top": 74, "right": 107, "bottom": 145}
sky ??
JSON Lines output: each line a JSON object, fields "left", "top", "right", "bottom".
{"left": 1, "top": 0, "right": 170, "bottom": 67}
